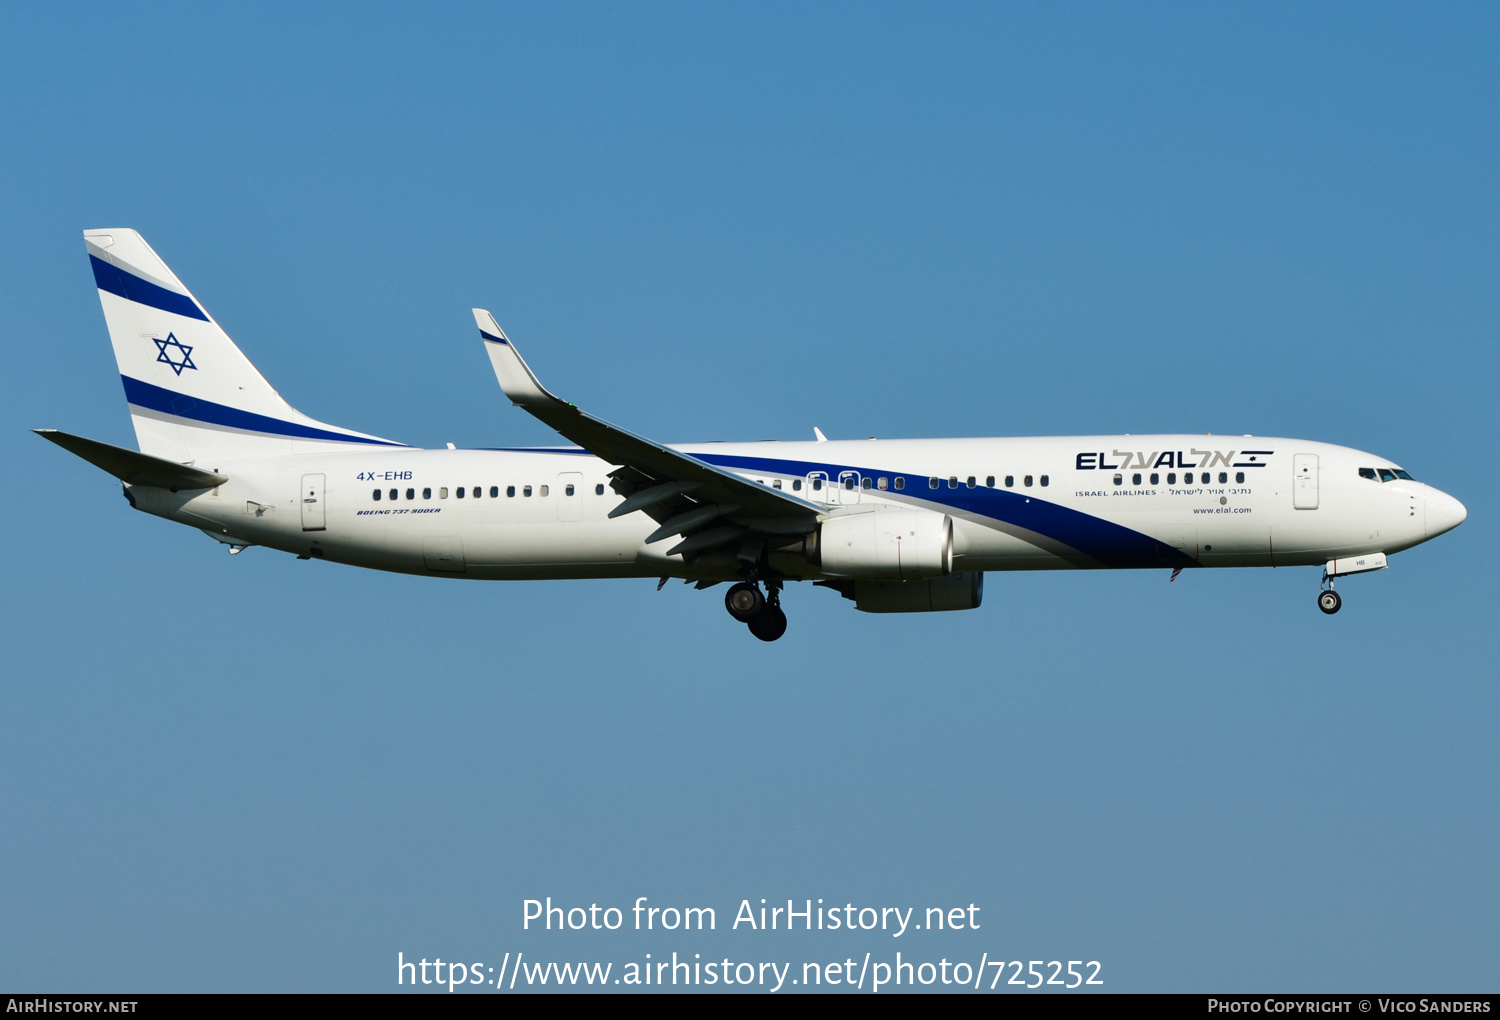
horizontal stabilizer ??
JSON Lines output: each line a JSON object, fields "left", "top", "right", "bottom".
{"left": 35, "top": 429, "right": 227, "bottom": 490}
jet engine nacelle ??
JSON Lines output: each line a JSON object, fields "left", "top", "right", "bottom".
{"left": 854, "top": 571, "right": 984, "bottom": 613}
{"left": 817, "top": 508, "right": 953, "bottom": 580}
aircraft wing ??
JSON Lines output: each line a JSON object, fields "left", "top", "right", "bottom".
{"left": 35, "top": 429, "right": 228, "bottom": 490}
{"left": 473, "top": 309, "right": 819, "bottom": 559}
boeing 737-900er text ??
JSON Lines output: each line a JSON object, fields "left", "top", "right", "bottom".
{"left": 39, "top": 229, "right": 1467, "bottom": 641}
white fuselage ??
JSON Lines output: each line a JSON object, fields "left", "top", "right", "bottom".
{"left": 125, "top": 435, "right": 1465, "bottom": 581}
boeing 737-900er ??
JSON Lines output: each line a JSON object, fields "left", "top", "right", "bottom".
{"left": 39, "top": 229, "right": 1468, "bottom": 641}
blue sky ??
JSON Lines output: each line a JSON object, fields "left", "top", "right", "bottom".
{"left": 1, "top": 2, "right": 1495, "bottom": 992}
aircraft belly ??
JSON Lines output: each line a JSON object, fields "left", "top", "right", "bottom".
{"left": 461, "top": 522, "right": 642, "bottom": 568}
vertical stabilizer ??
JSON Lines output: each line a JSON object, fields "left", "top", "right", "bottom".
{"left": 85, "top": 229, "right": 401, "bottom": 461}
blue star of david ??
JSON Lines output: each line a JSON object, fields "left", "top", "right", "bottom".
{"left": 153, "top": 333, "right": 197, "bottom": 375}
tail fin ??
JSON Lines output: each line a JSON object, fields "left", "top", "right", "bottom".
{"left": 85, "top": 229, "right": 402, "bottom": 461}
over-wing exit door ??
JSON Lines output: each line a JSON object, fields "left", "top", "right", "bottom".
{"left": 838, "top": 471, "right": 861, "bottom": 505}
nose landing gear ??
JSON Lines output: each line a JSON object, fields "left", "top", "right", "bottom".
{"left": 1318, "top": 569, "right": 1342, "bottom": 615}
{"left": 724, "top": 580, "right": 788, "bottom": 641}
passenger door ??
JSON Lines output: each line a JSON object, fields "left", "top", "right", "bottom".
{"left": 1293, "top": 454, "right": 1319, "bottom": 510}
{"left": 806, "top": 471, "right": 831, "bottom": 504}
{"left": 300, "top": 473, "right": 326, "bottom": 531}
{"left": 837, "top": 470, "right": 861, "bottom": 505}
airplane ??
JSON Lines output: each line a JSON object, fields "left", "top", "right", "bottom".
{"left": 38, "top": 228, "right": 1467, "bottom": 642}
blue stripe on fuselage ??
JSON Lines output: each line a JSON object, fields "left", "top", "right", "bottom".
{"left": 91, "top": 255, "right": 209, "bottom": 322}
{"left": 692, "top": 451, "right": 1192, "bottom": 569}
{"left": 121, "top": 376, "right": 405, "bottom": 447}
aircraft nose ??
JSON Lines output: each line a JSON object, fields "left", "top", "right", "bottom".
{"left": 1425, "top": 486, "right": 1467, "bottom": 539}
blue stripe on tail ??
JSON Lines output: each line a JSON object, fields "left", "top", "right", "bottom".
{"left": 121, "top": 376, "right": 406, "bottom": 447}
{"left": 91, "top": 255, "right": 209, "bottom": 322}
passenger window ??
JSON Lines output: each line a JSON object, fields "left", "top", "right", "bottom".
{"left": 389, "top": 488, "right": 398, "bottom": 500}
{"left": 1394, "top": 469, "right": 1414, "bottom": 480}
{"left": 1005, "top": 475, "right": 1014, "bottom": 487}
{"left": 861, "top": 477, "right": 871, "bottom": 490}
{"left": 893, "top": 477, "right": 904, "bottom": 490}
{"left": 596, "top": 484, "right": 605, "bottom": 495}
{"left": 540, "top": 485, "right": 549, "bottom": 497}
{"left": 523, "top": 485, "right": 532, "bottom": 497}
{"left": 565, "top": 484, "right": 575, "bottom": 496}
{"left": 844, "top": 476, "right": 856, "bottom": 490}
{"left": 1025, "top": 475, "right": 1034, "bottom": 487}
{"left": 1184, "top": 472, "right": 1194, "bottom": 484}
{"left": 473, "top": 486, "right": 482, "bottom": 498}
{"left": 423, "top": 488, "right": 432, "bottom": 499}
{"left": 456, "top": 487, "right": 465, "bottom": 498}
{"left": 966, "top": 476, "right": 976, "bottom": 488}
{"left": 1132, "top": 473, "right": 1141, "bottom": 485}
{"left": 929, "top": 477, "right": 939, "bottom": 489}
{"left": 986, "top": 475, "right": 995, "bottom": 488}
{"left": 948, "top": 476, "right": 958, "bottom": 489}
{"left": 506, "top": 486, "right": 515, "bottom": 497}
{"left": 1167, "top": 473, "right": 1176, "bottom": 485}
{"left": 1235, "top": 472, "right": 1245, "bottom": 483}
{"left": 1378, "top": 469, "right": 1396, "bottom": 483}
{"left": 793, "top": 479, "right": 803, "bottom": 491}
{"left": 1218, "top": 472, "right": 1227, "bottom": 484}
{"left": 1113, "top": 474, "right": 1122, "bottom": 485}
{"left": 1040, "top": 475, "right": 1049, "bottom": 486}
{"left": 372, "top": 489, "right": 381, "bottom": 501}
{"left": 877, "top": 477, "right": 888, "bottom": 490}
{"left": 812, "top": 478, "right": 822, "bottom": 491}
{"left": 1150, "top": 473, "right": 1159, "bottom": 485}
{"left": 406, "top": 488, "right": 415, "bottom": 500}
{"left": 1359, "top": 467, "right": 1377, "bottom": 480}
{"left": 773, "top": 479, "right": 783, "bottom": 490}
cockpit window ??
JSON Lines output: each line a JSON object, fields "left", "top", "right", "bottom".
{"left": 1378, "top": 469, "right": 1397, "bottom": 483}
{"left": 1394, "top": 469, "right": 1414, "bottom": 480}
{"left": 1359, "top": 468, "right": 1377, "bottom": 480}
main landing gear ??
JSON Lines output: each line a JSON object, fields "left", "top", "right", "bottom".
{"left": 725, "top": 580, "right": 788, "bottom": 642}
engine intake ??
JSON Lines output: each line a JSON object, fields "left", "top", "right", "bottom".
{"left": 816, "top": 508, "right": 953, "bottom": 580}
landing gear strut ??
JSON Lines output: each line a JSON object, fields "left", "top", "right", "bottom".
{"left": 724, "top": 580, "right": 788, "bottom": 641}
{"left": 1318, "top": 570, "right": 1342, "bottom": 615}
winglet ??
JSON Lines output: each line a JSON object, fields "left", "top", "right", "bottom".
{"left": 813, "top": 427, "right": 828, "bottom": 442}
{"left": 473, "top": 309, "right": 552, "bottom": 406}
